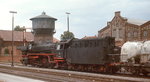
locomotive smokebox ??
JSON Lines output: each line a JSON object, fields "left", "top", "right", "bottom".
{"left": 30, "top": 12, "right": 57, "bottom": 44}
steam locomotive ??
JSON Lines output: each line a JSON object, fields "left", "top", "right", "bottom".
{"left": 18, "top": 37, "right": 121, "bottom": 73}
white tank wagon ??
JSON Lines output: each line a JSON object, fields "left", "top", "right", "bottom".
{"left": 121, "top": 41, "right": 150, "bottom": 63}
{"left": 121, "top": 41, "right": 143, "bottom": 63}
{"left": 120, "top": 41, "right": 150, "bottom": 75}
{"left": 141, "top": 41, "right": 150, "bottom": 63}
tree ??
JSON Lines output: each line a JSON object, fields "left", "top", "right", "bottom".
{"left": 60, "top": 31, "right": 75, "bottom": 41}
{"left": 4, "top": 48, "right": 9, "bottom": 56}
{"left": 14, "top": 25, "right": 25, "bottom": 31}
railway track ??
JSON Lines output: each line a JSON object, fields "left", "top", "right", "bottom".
{"left": 0, "top": 64, "right": 150, "bottom": 82}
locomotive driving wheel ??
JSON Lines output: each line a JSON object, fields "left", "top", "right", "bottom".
{"left": 41, "top": 57, "right": 49, "bottom": 68}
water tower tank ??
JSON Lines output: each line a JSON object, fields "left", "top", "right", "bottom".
{"left": 30, "top": 12, "right": 57, "bottom": 43}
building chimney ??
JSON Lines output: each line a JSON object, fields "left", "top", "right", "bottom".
{"left": 107, "top": 21, "right": 110, "bottom": 26}
{"left": 115, "top": 11, "right": 120, "bottom": 16}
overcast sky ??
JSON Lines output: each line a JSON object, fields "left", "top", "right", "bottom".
{"left": 0, "top": 0, "right": 150, "bottom": 39}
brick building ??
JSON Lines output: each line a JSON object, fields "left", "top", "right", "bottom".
{"left": 0, "top": 30, "right": 33, "bottom": 63}
{"left": 0, "top": 30, "right": 59, "bottom": 63}
{"left": 98, "top": 11, "right": 150, "bottom": 46}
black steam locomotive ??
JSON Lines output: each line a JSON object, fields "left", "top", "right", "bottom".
{"left": 18, "top": 37, "right": 120, "bottom": 73}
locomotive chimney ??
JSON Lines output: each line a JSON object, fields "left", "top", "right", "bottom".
{"left": 30, "top": 12, "right": 57, "bottom": 44}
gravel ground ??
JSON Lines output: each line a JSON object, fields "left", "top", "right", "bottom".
{"left": 0, "top": 63, "right": 150, "bottom": 82}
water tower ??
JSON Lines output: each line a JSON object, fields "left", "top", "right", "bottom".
{"left": 30, "top": 12, "right": 57, "bottom": 44}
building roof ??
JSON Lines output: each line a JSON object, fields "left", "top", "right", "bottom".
{"left": 0, "top": 30, "right": 59, "bottom": 43}
{"left": 99, "top": 12, "right": 149, "bottom": 32}
{"left": 0, "top": 30, "right": 33, "bottom": 42}
{"left": 98, "top": 26, "right": 109, "bottom": 33}
{"left": 141, "top": 21, "right": 150, "bottom": 27}
{"left": 30, "top": 12, "right": 57, "bottom": 20}
{"left": 124, "top": 17, "right": 148, "bottom": 26}
{"left": 82, "top": 35, "right": 97, "bottom": 39}
{"left": 53, "top": 38, "right": 59, "bottom": 43}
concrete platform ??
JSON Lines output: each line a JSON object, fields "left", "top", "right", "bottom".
{"left": 0, "top": 73, "right": 44, "bottom": 82}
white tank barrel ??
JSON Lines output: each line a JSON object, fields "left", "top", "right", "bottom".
{"left": 121, "top": 41, "right": 143, "bottom": 62}
{"left": 121, "top": 41, "right": 150, "bottom": 63}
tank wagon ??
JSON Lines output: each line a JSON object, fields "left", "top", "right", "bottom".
{"left": 121, "top": 41, "right": 150, "bottom": 76}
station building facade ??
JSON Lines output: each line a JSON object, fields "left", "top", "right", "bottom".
{"left": 98, "top": 11, "right": 150, "bottom": 46}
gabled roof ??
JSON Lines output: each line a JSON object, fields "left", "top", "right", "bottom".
{"left": 111, "top": 11, "right": 148, "bottom": 26}
{"left": 98, "top": 26, "right": 109, "bottom": 33}
{"left": 0, "top": 30, "right": 33, "bottom": 42}
{"left": 30, "top": 12, "right": 57, "bottom": 20}
{"left": 53, "top": 38, "right": 59, "bottom": 43}
{"left": 123, "top": 17, "right": 148, "bottom": 26}
{"left": 0, "top": 30, "right": 59, "bottom": 43}
{"left": 141, "top": 21, "right": 150, "bottom": 27}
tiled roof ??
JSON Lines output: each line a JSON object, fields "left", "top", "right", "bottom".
{"left": 0, "top": 30, "right": 59, "bottom": 43}
{"left": 82, "top": 36, "right": 97, "bottom": 39}
{"left": 98, "top": 26, "right": 109, "bottom": 33}
{"left": 0, "top": 30, "right": 33, "bottom": 42}
{"left": 53, "top": 38, "right": 59, "bottom": 43}
{"left": 123, "top": 17, "right": 148, "bottom": 26}
{"left": 141, "top": 21, "right": 150, "bottom": 27}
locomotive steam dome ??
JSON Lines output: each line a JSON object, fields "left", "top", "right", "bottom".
{"left": 30, "top": 12, "right": 57, "bottom": 43}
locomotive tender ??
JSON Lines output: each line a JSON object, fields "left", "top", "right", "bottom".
{"left": 56, "top": 37, "right": 120, "bottom": 73}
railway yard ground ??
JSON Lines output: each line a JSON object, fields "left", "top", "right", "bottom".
{"left": 0, "top": 62, "right": 150, "bottom": 82}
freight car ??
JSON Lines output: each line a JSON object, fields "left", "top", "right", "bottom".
{"left": 56, "top": 37, "right": 121, "bottom": 73}
{"left": 121, "top": 41, "right": 150, "bottom": 76}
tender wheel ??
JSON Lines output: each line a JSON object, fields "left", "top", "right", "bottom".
{"left": 142, "top": 70, "right": 148, "bottom": 76}
{"left": 131, "top": 67, "right": 140, "bottom": 75}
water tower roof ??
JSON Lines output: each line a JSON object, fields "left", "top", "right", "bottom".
{"left": 30, "top": 12, "right": 57, "bottom": 20}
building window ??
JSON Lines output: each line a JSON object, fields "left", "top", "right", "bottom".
{"left": 133, "top": 32, "right": 138, "bottom": 37}
{"left": 143, "top": 31, "right": 148, "bottom": 37}
{"left": 127, "top": 32, "right": 131, "bottom": 37}
{"left": 119, "top": 28, "right": 122, "bottom": 38}
{"left": 105, "top": 33, "right": 109, "bottom": 37}
{"left": 113, "top": 29, "right": 116, "bottom": 31}
{"left": 116, "top": 22, "right": 119, "bottom": 27}
{"left": 113, "top": 29, "right": 116, "bottom": 37}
